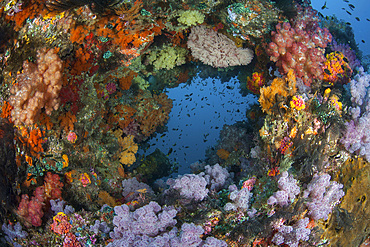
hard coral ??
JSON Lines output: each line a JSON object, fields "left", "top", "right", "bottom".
{"left": 322, "top": 157, "right": 369, "bottom": 246}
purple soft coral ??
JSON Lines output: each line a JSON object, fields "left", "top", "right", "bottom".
{"left": 267, "top": 171, "right": 300, "bottom": 207}
{"left": 272, "top": 217, "right": 311, "bottom": 247}
{"left": 303, "top": 173, "right": 345, "bottom": 220}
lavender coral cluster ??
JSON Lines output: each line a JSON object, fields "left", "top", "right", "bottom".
{"left": 272, "top": 217, "right": 311, "bottom": 247}
{"left": 108, "top": 201, "right": 177, "bottom": 245}
{"left": 8, "top": 48, "right": 63, "bottom": 126}
{"left": 187, "top": 25, "right": 253, "bottom": 68}
{"left": 341, "top": 67, "right": 370, "bottom": 161}
{"left": 166, "top": 164, "right": 231, "bottom": 203}
{"left": 267, "top": 171, "right": 300, "bottom": 207}
{"left": 167, "top": 173, "right": 209, "bottom": 202}
{"left": 204, "top": 163, "right": 231, "bottom": 191}
{"left": 303, "top": 173, "right": 344, "bottom": 221}
{"left": 108, "top": 201, "right": 227, "bottom": 246}
{"left": 224, "top": 184, "right": 252, "bottom": 212}
{"left": 121, "top": 177, "right": 154, "bottom": 202}
{"left": 1, "top": 222, "right": 28, "bottom": 247}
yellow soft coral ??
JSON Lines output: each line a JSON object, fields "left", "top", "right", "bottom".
{"left": 114, "top": 130, "right": 138, "bottom": 165}
{"left": 259, "top": 70, "right": 296, "bottom": 114}
{"left": 177, "top": 10, "right": 205, "bottom": 27}
{"left": 322, "top": 51, "right": 352, "bottom": 85}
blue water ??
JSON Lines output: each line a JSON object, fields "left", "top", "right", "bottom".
{"left": 139, "top": 75, "right": 258, "bottom": 174}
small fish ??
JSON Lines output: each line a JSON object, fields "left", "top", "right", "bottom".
{"left": 346, "top": 10, "right": 352, "bottom": 15}
{"left": 343, "top": 56, "right": 349, "bottom": 63}
{"left": 136, "top": 188, "right": 147, "bottom": 194}
{"left": 355, "top": 17, "right": 360, "bottom": 21}
{"left": 226, "top": 86, "right": 234, "bottom": 90}
{"left": 362, "top": 40, "right": 365, "bottom": 43}
{"left": 348, "top": 4, "right": 355, "bottom": 10}
{"left": 324, "top": 68, "right": 331, "bottom": 75}
{"left": 345, "top": 22, "right": 351, "bottom": 25}
{"left": 367, "top": 18, "right": 370, "bottom": 22}
{"left": 187, "top": 114, "right": 190, "bottom": 117}
{"left": 321, "top": 1, "right": 328, "bottom": 10}
{"left": 318, "top": 12, "right": 324, "bottom": 18}
{"left": 184, "top": 146, "right": 189, "bottom": 148}
{"left": 160, "top": 134, "right": 166, "bottom": 138}
{"left": 167, "top": 148, "right": 173, "bottom": 156}
{"left": 343, "top": 0, "right": 349, "bottom": 2}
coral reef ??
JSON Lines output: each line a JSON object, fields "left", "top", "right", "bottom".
{"left": 0, "top": 0, "right": 368, "bottom": 246}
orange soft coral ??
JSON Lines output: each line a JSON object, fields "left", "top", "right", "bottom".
{"left": 118, "top": 70, "right": 137, "bottom": 90}
{"left": 17, "top": 125, "right": 45, "bottom": 158}
{"left": 136, "top": 91, "right": 173, "bottom": 138}
{"left": 70, "top": 25, "right": 91, "bottom": 44}
{"left": 259, "top": 70, "right": 296, "bottom": 114}
{"left": 114, "top": 105, "right": 136, "bottom": 129}
{"left": 58, "top": 111, "right": 76, "bottom": 133}
{"left": 4, "top": 0, "right": 47, "bottom": 31}
{"left": 1, "top": 101, "right": 13, "bottom": 119}
{"left": 322, "top": 51, "right": 352, "bottom": 85}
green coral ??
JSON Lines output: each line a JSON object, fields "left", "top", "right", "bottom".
{"left": 177, "top": 10, "right": 205, "bottom": 27}
{"left": 147, "top": 45, "right": 188, "bottom": 71}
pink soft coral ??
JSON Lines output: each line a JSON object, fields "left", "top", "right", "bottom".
{"left": 267, "top": 5, "right": 332, "bottom": 86}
